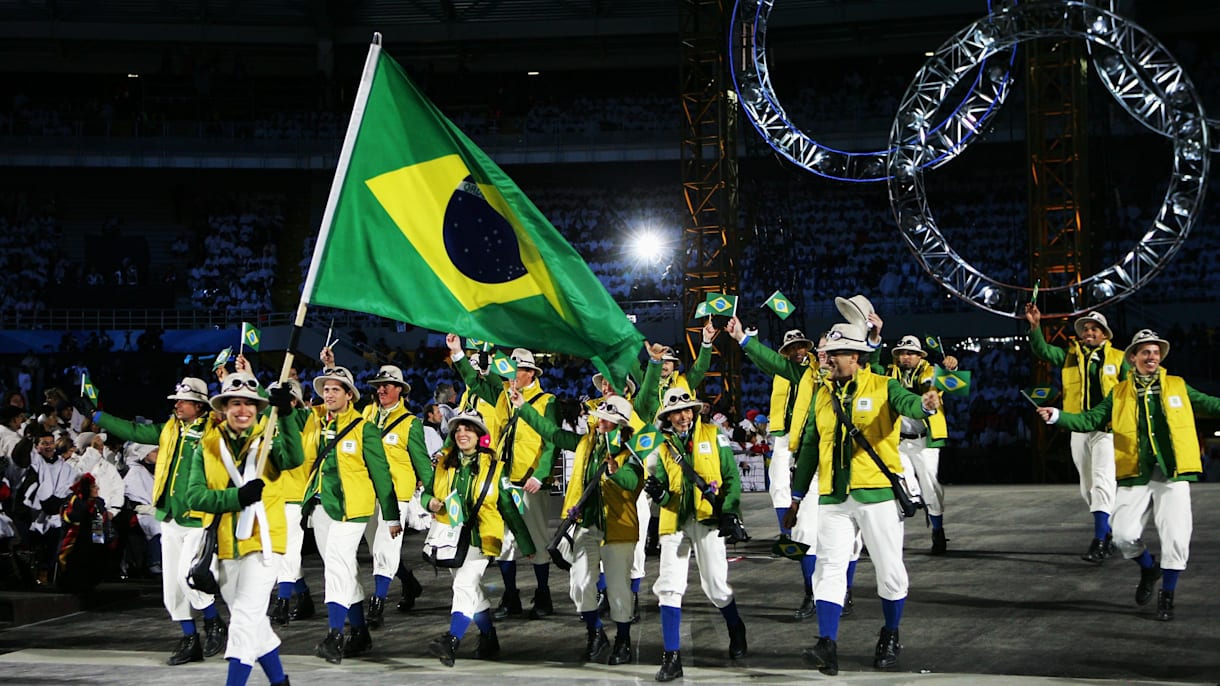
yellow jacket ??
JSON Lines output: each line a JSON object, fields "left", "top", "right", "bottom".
{"left": 1112, "top": 370, "right": 1201, "bottom": 479}
{"left": 299, "top": 404, "right": 399, "bottom": 523}
{"left": 1062, "top": 340, "right": 1125, "bottom": 414}
{"left": 814, "top": 370, "right": 903, "bottom": 496}
{"left": 431, "top": 448, "right": 532, "bottom": 557}
{"left": 886, "top": 360, "right": 948, "bottom": 441}
{"left": 655, "top": 421, "right": 735, "bottom": 534}
{"left": 362, "top": 402, "right": 433, "bottom": 507}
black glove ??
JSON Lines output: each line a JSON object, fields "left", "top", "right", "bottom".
{"left": 268, "top": 385, "right": 295, "bottom": 413}
{"left": 73, "top": 394, "right": 97, "bottom": 419}
{"left": 718, "top": 512, "right": 750, "bottom": 544}
{"left": 643, "top": 476, "right": 666, "bottom": 503}
{"left": 237, "top": 479, "right": 264, "bottom": 507}
{"left": 41, "top": 495, "right": 64, "bottom": 516}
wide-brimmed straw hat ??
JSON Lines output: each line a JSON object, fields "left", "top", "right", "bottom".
{"left": 590, "top": 396, "right": 633, "bottom": 427}
{"left": 1124, "top": 329, "right": 1169, "bottom": 361}
{"left": 834, "top": 294, "right": 875, "bottom": 328}
{"left": 511, "top": 348, "right": 541, "bottom": 372}
{"left": 313, "top": 366, "right": 361, "bottom": 402}
{"left": 369, "top": 365, "right": 411, "bottom": 393}
{"left": 892, "top": 335, "right": 927, "bottom": 358}
{"left": 446, "top": 410, "right": 489, "bottom": 437}
{"left": 778, "top": 329, "right": 813, "bottom": 354}
{"left": 167, "top": 377, "right": 209, "bottom": 404}
{"left": 210, "top": 372, "right": 269, "bottom": 412}
{"left": 818, "top": 323, "right": 873, "bottom": 354}
{"left": 591, "top": 373, "right": 637, "bottom": 398}
{"left": 656, "top": 388, "right": 705, "bottom": 426}
{"left": 1073, "top": 312, "right": 1113, "bottom": 340}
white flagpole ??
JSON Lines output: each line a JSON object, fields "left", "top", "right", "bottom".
{"left": 255, "top": 32, "right": 384, "bottom": 477}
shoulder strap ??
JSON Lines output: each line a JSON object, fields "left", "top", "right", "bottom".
{"left": 500, "top": 391, "right": 550, "bottom": 474}
{"left": 381, "top": 412, "right": 411, "bottom": 438}
{"left": 307, "top": 417, "right": 364, "bottom": 484}
{"left": 827, "top": 390, "right": 896, "bottom": 480}
{"left": 661, "top": 432, "right": 721, "bottom": 515}
{"left": 468, "top": 456, "right": 496, "bottom": 514}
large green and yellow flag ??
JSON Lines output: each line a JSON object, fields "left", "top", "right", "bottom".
{"left": 304, "top": 39, "right": 643, "bottom": 389}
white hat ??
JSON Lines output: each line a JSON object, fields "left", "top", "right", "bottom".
{"left": 369, "top": 365, "right": 411, "bottom": 393}
{"left": 818, "top": 323, "right": 873, "bottom": 354}
{"left": 892, "top": 335, "right": 927, "bottom": 358}
{"left": 591, "top": 373, "right": 637, "bottom": 398}
{"left": 446, "top": 410, "right": 489, "bottom": 437}
{"left": 511, "top": 348, "right": 540, "bottom": 372}
{"left": 834, "top": 294, "right": 875, "bottom": 328}
{"left": 210, "top": 372, "right": 269, "bottom": 412}
{"left": 1124, "top": 329, "right": 1169, "bottom": 361}
{"left": 126, "top": 443, "right": 157, "bottom": 465}
{"left": 268, "top": 379, "right": 304, "bottom": 405}
{"left": 660, "top": 347, "right": 682, "bottom": 364}
{"left": 1073, "top": 312, "right": 1113, "bottom": 340}
{"left": 778, "top": 329, "right": 813, "bottom": 354}
{"left": 167, "top": 377, "right": 209, "bottom": 404}
{"left": 74, "top": 431, "right": 98, "bottom": 453}
{"left": 590, "top": 396, "right": 633, "bottom": 427}
{"left": 313, "top": 366, "right": 361, "bottom": 402}
{"left": 656, "top": 388, "right": 705, "bottom": 426}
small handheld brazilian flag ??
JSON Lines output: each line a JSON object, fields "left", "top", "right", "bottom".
{"left": 1021, "top": 385, "right": 1056, "bottom": 407}
{"left": 241, "top": 322, "right": 261, "bottom": 352}
{"left": 491, "top": 351, "right": 517, "bottom": 378}
{"left": 466, "top": 338, "right": 493, "bottom": 352}
{"left": 764, "top": 290, "right": 795, "bottom": 320}
{"left": 212, "top": 346, "right": 233, "bottom": 371}
{"left": 627, "top": 426, "right": 660, "bottom": 464}
{"left": 80, "top": 373, "right": 98, "bottom": 402}
{"left": 503, "top": 481, "right": 526, "bottom": 514}
{"left": 444, "top": 489, "right": 465, "bottom": 525}
{"left": 694, "top": 301, "right": 710, "bottom": 319}
{"left": 933, "top": 366, "right": 971, "bottom": 397}
{"left": 704, "top": 293, "right": 738, "bottom": 316}
{"left": 924, "top": 335, "right": 943, "bottom": 354}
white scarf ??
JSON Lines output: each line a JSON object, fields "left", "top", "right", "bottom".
{"left": 218, "top": 434, "right": 273, "bottom": 562}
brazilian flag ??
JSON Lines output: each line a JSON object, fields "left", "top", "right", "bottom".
{"left": 303, "top": 39, "right": 643, "bottom": 392}
{"left": 490, "top": 351, "right": 517, "bottom": 379}
{"left": 1023, "top": 385, "right": 1056, "bottom": 406}
{"left": 933, "top": 366, "right": 972, "bottom": 397}
{"left": 764, "top": 290, "right": 795, "bottom": 320}
{"left": 627, "top": 426, "right": 660, "bottom": 464}
{"left": 81, "top": 373, "right": 99, "bottom": 402}
{"left": 241, "top": 322, "right": 261, "bottom": 352}
{"left": 444, "top": 489, "right": 465, "bottom": 525}
{"left": 704, "top": 293, "right": 738, "bottom": 316}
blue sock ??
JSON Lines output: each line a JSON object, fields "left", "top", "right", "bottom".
{"left": 846, "top": 560, "right": 858, "bottom": 588}
{"left": 930, "top": 514, "right": 944, "bottom": 530}
{"left": 473, "top": 609, "right": 494, "bottom": 634}
{"left": 202, "top": 603, "right": 219, "bottom": 620}
{"left": 226, "top": 659, "right": 252, "bottom": 686}
{"left": 718, "top": 600, "right": 742, "bottom": 628}
{"left": 294, "top": 578, "right": 309, "bottom": 595}
{"left": 348, "top": 601, "right": 366, "bottom": 627}
{"left": 881, "top": 597, "right": 905, "bottom": 631}
{"left": 597, "top": 572, "right": 606, "bottom": 592}
{"left": 1092, "top": 511, "right": 1110, "bottom": 540}
{"left": 776, "top": 507, "right": 790, "bottom": 535}
{"left": 499, "top": 560, "right": 518, "bottom": 593}
{"left": 374, "top": 575, "right": 392, "bottom": 599}
{"left": 615, "top": 621, "right": 632, "bottom": 640}
{"left": 1162, "top": 569, "right": 1180, "bottom": 592}
{"left": 277, "top": 581, "right": 294, "bottom": 600}
{"left": 1135, "top": 549, "right": 1155, "bottom": 569}
{"left": 581, "top": 609, "right": 602, "bottom": 631}
{"left": 180, "top": 619, "right": 197, "bottom": 635}
{"left": 660, "top": 606, "right": 682, "bottom": 651}
{"left": 631, "top": 577, "right": 641, "bottom": 594}
{"left": 534, "top": 562, "right": 550, "bottom": 587}
{"left": 326, "top": 602, "right": 347, "bottom": 630}
{"left": 816, "top": 601, "right": 842, "bottom": 640}
{"left": 800, "top": 554, "right": 817, "bottom": 594}
{"left": 257, "top": 647, "right": 286, "bottom": 685}
{"left": 448, "top": 611, "right": 473, "bottom": 638}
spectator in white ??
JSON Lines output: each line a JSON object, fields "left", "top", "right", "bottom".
{"left": 0, "top": 406, "right": 26, "bottom": 493}
{"left": 421, "top": 403, "right": 445, "bottom": 457}
{"left": 23, "top": 429, "right": 78, "bottom": 584}
{"left": 123, "top": 445, "right": 162, "bottom": 575}
{"left": 434, "top": 383, "right": 457, "bottom": 434}
{"left": 68, "top": 432, "right": 123, "bottom": 516}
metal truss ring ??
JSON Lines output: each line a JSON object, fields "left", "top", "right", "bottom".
{"left": 729, "top": 0, "right": 1018, "bottom": 183}
{"left": 888, "top": 0, "right": 1209, "bottom": 319}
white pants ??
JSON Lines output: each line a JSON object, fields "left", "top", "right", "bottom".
{"left": 311, "top": 507, "right": 366, "bottom": 607}
{"left": 653, "top": 518, "right": 734, "bottom": 610}
{"left": 571, "top": 526, "right": 634, "bottom": 623}
{"left": 1070, "top": 431, "right": 1116, "bottom": 515}
{"left": 498, "top": 488, "right": 551, "bottom": 565}
{"left": 1111, "top": 474, "right": 1192, "bottom": 570}
{"left": 768, "top": 434, "right": 793, "bottom": 507}
{"left": 219, "top": 554, "right": 282, "bottom": 665}
{"left": 276, "top": 503, "right": 305, "bottom": 584}
{"left": 162, "top": 519, "right": 215, "bottom": 621}
{"left": 449, "top": 554, "right": 491, "bottom": 617}
{"left": 900, "top": 439, "right": 944, "bottom": 516}
{"left": 631, "top": 490, "right": 650, "bottom": 579}
{"left": 364, "top": 500, "right": 410, "bottom": 579}
{"left": 813, "top": 498, "right": 908, "bottom": 605}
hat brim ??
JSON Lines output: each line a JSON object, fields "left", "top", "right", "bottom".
{"left": 446, "top": 414, "right": 489, "bottom": 436}
{"left": 590, "top": 408, "right": 631, "bottom": 426}
{"left": 835, "top": 296, "right": 873, "bottom": 327}
{"left": 369, "top": 377, "right": 411, "bottom": 393}
{"left": 1125, "top": 339, "right": 1169, "bottom": 362}
{"left": 818, "top": 341, "right": 873, "bottom": 354}
{"left": 167, "top": 392, "right": 210, "bottom": 403}
{"left": 778, "top": 338, "right": 813, "bottom": 354}
{"left": 891, "top": 346, "right": 926, "bottom": 357}
{"left": 591, "top": 373, "right": 638, "bottom": 397}
{"left": 656, "top": 400, "right": 705, "bottom": 424}
{"left": 1073, "top": 317, "right": 1113, "bottom": 340}
{"left": 313, "top": 374, "right": 361, "bottom": 403}
{"left": 209, "top": 391, "right": 270, "bottom": 413}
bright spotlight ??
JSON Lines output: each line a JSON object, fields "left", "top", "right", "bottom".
{"left": 627, "top": 225, "right": 671, "bottom": 265}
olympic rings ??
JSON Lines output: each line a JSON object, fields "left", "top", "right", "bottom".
{"left": 887, "top": 1, "right": 1209, "bottom": 319}
{"left": 729, "top": 0, "right": 1017, "bottom": 183}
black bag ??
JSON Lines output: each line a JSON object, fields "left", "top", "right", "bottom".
{"left": 423, "top": 459, "right": 494, "bottom": 569}
{"left": 186, "top": 518, "right": 221, "bottom": 595}
{"left": 827, "top": 392, "right": 922, "bottom": 518}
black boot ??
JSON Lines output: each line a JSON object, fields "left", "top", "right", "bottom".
{"left": 630, "top": 591, "right": 641, "bottom": 623}
{"left": 1156, "top": 590, "right": 1175, "bottom": 621}
{"left": 269, "top": 597, "right": 291, "bottom": 626}
{"left": 397, "top": 566, "right": 423, "bottom": 612}
{"left": 793, "top": 593, "right": 815, "bottom": 620}
{"left": 581, "top": 627, "right": 609, "bottom": 662}
{"left": 315, "top": 629, "right": 345, "bottom": 664}
{"left": 528, "top": 586, "right": 554, "bottom": 619}
{"left": 655, "top": 649, "right": 683, "bottom": 682}
{"left": 841, "top": 588, "right": 854, "bottom": 617}
{"left": 874, "top": 626, "right": 902, "bottom": 670}
{"left": 931, "top": 528, "right": 948, "bottom": 555}
{"left": 428, "top": 632, "right": 460, "bottom": 667}
{"left": 167, "top": 633, "right": 203, "bottom": 666}
{"left": 803, "top": 636, "right": 838, "bottom": 676}
{"left": 1081, "top": 537, "right": 1108, "bottom": 564}
{"left": 474, "top": 627, "right": 500, "bottom": 660}
{"left": 493, "top": 589, "right": 522, "bottom": 620}
{"left": 343, "top": 625, "right": 372, "bottom": 657}
{"left": 366, "top": 596, "right": 386, "bottom": 629}
{"left": 728, "top": 619, "right": 748, "bottom": 659}
{"left": 270, "top": 677, "right": 290, "bottom": 686}
{"left": 202, "top": 616, "right": 227, "bottom": 658}
{"left": 608, "top": 633, "right": 632, "bottom": 665}
{"left": 1136, "top": 562, "right": 1162, "bottom": 605}
{"left": 291, "top": 590, "right": 316, "bottom": 621}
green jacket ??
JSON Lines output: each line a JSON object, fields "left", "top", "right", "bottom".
{"left": 97, "top": 411, "right": 209, "bottom": 527}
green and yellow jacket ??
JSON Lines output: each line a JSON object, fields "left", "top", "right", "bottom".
{"left": 651, "top": 419, "right": 740, "bottom": 534}
{"left": 1029, "top": 327, "right": 1128, "bottom": 415}
{"left": 362, "top": 401, "right": 435, "bottom": 511}
{"left": 431, "top": 447, "right": 534, "bottom": 557}
{"left": 97, "top": 411, "right": 213, "bottom": 527}
{"left": 295, "top": 404, "right": 400, "bottom": 523}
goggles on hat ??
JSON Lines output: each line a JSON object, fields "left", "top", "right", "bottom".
{"left": 224, "top": 377, "right": 259, "bottom": 391}
{"left": 665, "top": 392, "right": 693, "bottom": 405}
{"left": 824, "top": 329, "right": 866, "bottom": 345}
{"left": 596, "top": 401, "right": 628, "bottom": 419}
{"left": 372, "top": 369, "right": 399, "bottom": 382}
{"left": 174, "top": 382, "right": 197, "bottom": 394}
